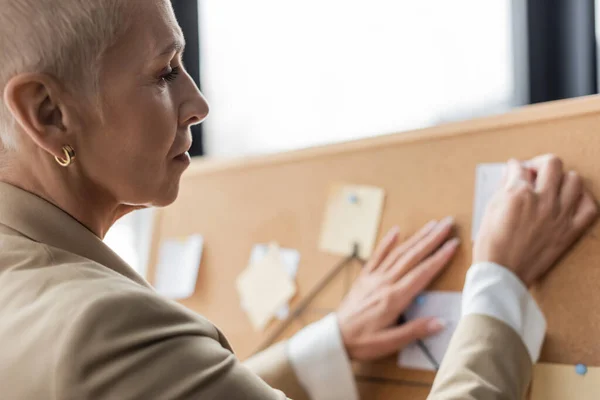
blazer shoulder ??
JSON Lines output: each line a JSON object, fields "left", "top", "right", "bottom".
{"left": 52, "top": 280, "right": 288, "bottom": 400}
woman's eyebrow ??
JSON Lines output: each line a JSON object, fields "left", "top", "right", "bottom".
{"left": 156, "top": 38, "right": 186, "bottom": 58}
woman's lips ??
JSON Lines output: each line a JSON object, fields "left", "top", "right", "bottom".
{"left": 174, "top": 151, "right": 191, "bottom": 164}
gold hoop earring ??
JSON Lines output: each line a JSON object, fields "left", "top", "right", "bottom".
{"left": 55, "top": 145, "right": 76, "bottom": 167}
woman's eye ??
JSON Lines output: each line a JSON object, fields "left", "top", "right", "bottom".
{"left": 160, "top": 66, "right": 181, "bottom": 83}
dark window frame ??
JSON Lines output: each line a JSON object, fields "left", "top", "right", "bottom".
{"left": 172, "top": 0, "right": 204, "bottom": 156}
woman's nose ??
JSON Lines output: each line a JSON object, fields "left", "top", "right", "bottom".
{"left": 180, "top": 72, "right": 210, "bottom": 127}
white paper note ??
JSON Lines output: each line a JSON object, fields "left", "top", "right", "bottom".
{"left": 247, "top": 244, "right": 300, "bottom": 320}
{"left": 398, "top": 291, "right": 462, "bottom": 371}
{"left": 472, "top": 163, "right": 506, "bottom": 240}
{"left": 154, "top": 235, "right": 204, "bottom": 300}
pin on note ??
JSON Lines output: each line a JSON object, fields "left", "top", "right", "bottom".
{"left": 398, "top": 291, "right": 462, "bottom": 371}
{"left": 154, "top": 234, "right": 204, "bottom": 300}
{"left": 530, "top": 363, "right": 600, "bottom": 400}
{"left": 472, "top": 163, "right": 506, "bottom": 241}
{"left": 237, "top": 244, "right": 297, "bottom": 330}
{"left": 319, "top": 184, "right": 385, "bottom": 259}
{"left": 247, "top": 243, "right": 300, "bottom": 320}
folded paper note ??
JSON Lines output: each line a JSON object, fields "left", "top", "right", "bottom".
{"left": 248, "top": 243, "right": 300, "bottom": 320}
{"left": 154, "top": 234, "right": 204, "bottom": 300}
{"left": 319, "top": 183, "right": 385, "bottom": 259}
{"left": 472, "top": 163, "right": 506, "bottom": 240}
{"left": 398, "top": 291, "right": 462, "bottom": 371}
{"left": 237, "top": 243, "right": 297, "bottom": 330}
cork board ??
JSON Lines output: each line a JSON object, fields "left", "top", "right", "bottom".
{"left": 148, "top": 95, "right": 600, "bottom": 398}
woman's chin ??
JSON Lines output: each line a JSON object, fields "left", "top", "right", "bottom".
{"left": 119, "top": 171, "right": 184, "bottom": 209}
{"left": 150, "top": 186, "right": 180, "bottom": 208}
{"left": 133, "top": 179, "right": 181, "bottom": 208}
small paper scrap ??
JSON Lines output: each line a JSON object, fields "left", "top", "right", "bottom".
{"left": 237, "top": 243, "right": 297, "bottom": 330}
{"left": 248, "top": 244, "right": 300, "bottom": 320}
{"left": 398, "top": 291, "right": 462, "bottom": 371}
{"left": 472, "top": 163, "right": 506, "bottom": 240}
{"left": 319, "top": 183, "right": 385, "bottom": 259}
{"left": 154, "top": 234, "right": 204, "bottom": 300}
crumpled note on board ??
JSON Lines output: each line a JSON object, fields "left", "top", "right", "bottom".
{"left": 237, "top": 243, "right": 297, "bottom": 330}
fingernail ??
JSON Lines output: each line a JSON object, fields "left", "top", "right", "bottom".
{"left": 445, "top": 237, "right": 461, "bottom": 249}
{"left": 428, "top": 318, "right": 447, "bottom": 333}
{"left": 423, "top": 220, "right": 438, "bottom": 230}
{"left": 440, "top": 216, "right": 455, "bottom": 227}
{"left": 506, "top": 159, "right": 517, "bottom": 170}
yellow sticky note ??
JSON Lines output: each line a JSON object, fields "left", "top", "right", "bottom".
{"left": 319, "top": 183, "right": 385, "bottom": 259}
{"left": 530, "top": 363, "right": 600, "bottom": 400}
{"left": 236, "top": 244, "right": 296, "bottom": 331}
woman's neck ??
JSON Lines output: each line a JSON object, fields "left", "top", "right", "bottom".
{"left": 0, "top": 153, "right": 138, "bottom": 238}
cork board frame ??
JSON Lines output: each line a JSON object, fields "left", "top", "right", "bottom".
{"left": 147, "top": 95, "right": 600, "bottom": 399}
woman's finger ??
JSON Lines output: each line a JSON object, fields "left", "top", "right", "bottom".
{"left": 504, "top": 159, "right": 534, "bottom": 190}
{"left": 390, "top": 237, "right": 460, "bottom": 304}
{"left": 363, "top": 226, "right": 401, "bottom": 272}
{"left": 527, "top": 154, "right": 564, "bottom": 196}
{"left": 356, "top": 317, "right": 445, "bottom": 360}
{"left": 375, "top": 220, "right": 438, "bottom": 273}
{"left": 559, "top": 171, "right": 583, "bottom": 212}
{"left": 521, "top": 189, "right": 598, "bottom": 285}
{"left": 383, "top": 217, "right": 455, "bottom": 281}
{"left": 572, "top": 189, "right": 599, "bottom": 231}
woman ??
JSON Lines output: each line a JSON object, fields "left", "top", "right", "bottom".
{"left": 0, "top": 1, "right": 595, "bottom": 399}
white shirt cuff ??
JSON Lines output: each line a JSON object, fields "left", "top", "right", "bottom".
{"left": 287, "top": 313, "right": 358, "bottom": 400}
{"left": 462, "top": 262, "right": 547, "bottom": 362}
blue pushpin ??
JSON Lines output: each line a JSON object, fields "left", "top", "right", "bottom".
{"left": 416, "top": 294, "right": 427, "bottom": 306}
{"left": 575, "top": 364, "right": 588, "bottom": 376}
{"left": 347, "top": 193, "right": 359, "bottom": 204}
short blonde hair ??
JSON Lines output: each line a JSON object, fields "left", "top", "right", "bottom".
{"left": 0, "top": 0, "right": 131, "bottom": 149}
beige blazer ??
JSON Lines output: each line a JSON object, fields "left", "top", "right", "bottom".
{"left": 0, "top": 183, "right": 308, "bottom": 400}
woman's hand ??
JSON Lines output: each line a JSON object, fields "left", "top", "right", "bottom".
{"left": 336, "top": 218, "right": 459, "bottom": 361}
{"left": 473, "top": 155, "right": 598, "bottom": 287}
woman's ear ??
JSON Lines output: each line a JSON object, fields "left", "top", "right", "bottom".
{"left": 3, "top": 73, "right": 77, "bottom": 158}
